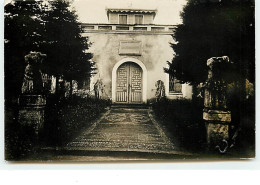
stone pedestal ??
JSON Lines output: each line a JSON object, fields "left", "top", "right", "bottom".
{"left": 18, "top": 95, "right": 46, "bottom": 137}
{"left": 203, "top": 56, "right": 232, "bottom": 151}
{"left": 203, "top": 109, "right": 231, "bottom": 149}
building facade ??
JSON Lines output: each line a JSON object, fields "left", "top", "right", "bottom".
{"left": 82, "top": 8, "right": 192, "bottom": 103}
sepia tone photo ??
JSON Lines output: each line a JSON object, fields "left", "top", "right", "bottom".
{"left": 4, "top": 0, "right": 255, "bottom": 161}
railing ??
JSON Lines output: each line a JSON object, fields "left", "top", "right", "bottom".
{"left": 81, "top": 23, "right": 176, "bottom": 33}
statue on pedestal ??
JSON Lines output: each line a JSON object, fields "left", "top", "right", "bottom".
{"left": 21, "top": 51, "right": 46, "bottom": 94}
{"left": 94, "top": 79, "right": 104, "bottom": 99}
{"left": 19, "top": 52, "right": 47, "bottom": 141}
{"left": 203, "top": 56, "right": 236, "bottom": 153}
{"left": 155, "top": 80, "right": 165, "bottom": 102}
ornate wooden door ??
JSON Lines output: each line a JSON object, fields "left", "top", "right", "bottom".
{"left": 116, "top": 62, "right": 142, "bottom": 103}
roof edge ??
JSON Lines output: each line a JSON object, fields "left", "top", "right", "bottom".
{"left": 106, "top": 8, "right": 158, "bottom": 14}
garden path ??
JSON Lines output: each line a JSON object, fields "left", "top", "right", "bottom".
{"left": 66, "top": 108, "right": 176, "bottom": 154}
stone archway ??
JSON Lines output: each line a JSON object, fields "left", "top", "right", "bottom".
{"left": 112, "top": 58, "right": 147, "bottom": 103}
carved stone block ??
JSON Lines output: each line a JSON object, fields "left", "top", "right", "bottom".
{"left": 18, "top": 95, "right": 46, "bottom": 136}
{"left": 205, "top": 122, "right": 229, "bottom": 149}
{"left": 203, "top": 110, "right": 231, "bottom": 122}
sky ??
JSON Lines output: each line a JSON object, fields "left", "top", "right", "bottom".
{"left": 3, "top": 0, "right": 187, "bottom": 25}
{"left": 71, "top": 0, "right": 187, "bottom": 25}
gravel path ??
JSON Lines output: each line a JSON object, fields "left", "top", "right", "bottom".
{"left": 66, "top": 108, "right": 175, "bottom": 154}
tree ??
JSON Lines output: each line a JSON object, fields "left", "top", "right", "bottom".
{"left": 167, "top": 0, "right": 255, "bottom": 132}
{"left": 40, "top": 0, "right": 93, "bottom": 96}
{"left": 5, "top": 0, "right": 94, "bottom": 99}
{"left": 4, "top": 0, "right": 44, "bottom": 100}
{"left": 167, "top": 0, "right": 255, "bottom": 86}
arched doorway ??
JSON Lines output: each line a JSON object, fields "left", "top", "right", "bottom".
{"left": 112, "top": 58, "right": 147, "bottom": 104}
{"left": 116, "top": 62, "right": 142, "bottom": 103}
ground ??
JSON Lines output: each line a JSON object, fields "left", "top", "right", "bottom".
{"left": 37, "top": 107, "right": 195, "bottom": 161}
{"left": 16, "top": 105, "right": 254, "bottom": 162}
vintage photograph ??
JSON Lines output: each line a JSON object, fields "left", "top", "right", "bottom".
{"left": 4, "top": 0, "right": 255, "bottom": 161}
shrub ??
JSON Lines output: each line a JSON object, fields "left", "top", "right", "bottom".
{"left": 43, "top": 95, "right": 111, "bottom": 146}
{"left": 152, "top": 98, "right": 206, "bottom": 152}
{"left": 152, "top": 98, "right": 203, "bottom": 122}
{"left": 5, "top": 100, "right": 37, "bottom": 160}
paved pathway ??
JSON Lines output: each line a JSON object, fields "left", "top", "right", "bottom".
{"left": 66, "top": 108, "right": 175, "bottom": 154}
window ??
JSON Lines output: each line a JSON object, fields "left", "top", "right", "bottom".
{"left": 135, "top": 15, "right": 143, "bottom": 24}
{"left": 169, "top": 74, "right": 182, "bottom": 93}
{"left": 119, "top": 15, "right": 127, "bottom": 24}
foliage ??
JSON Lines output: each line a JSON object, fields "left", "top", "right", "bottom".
{"left": 5, "top": 103, "right": 38, "bottom": 160}
{"left": 4, "top": 0, "right": 44, "bottom": 100}
{"left": 4, "top": 0, "right": 93, "bottom": 100}
{"left": 152, "top": 96, "right": 255, "bottom": 155}
{"left": 43, "top": 96, "right": 111, "bottom": 146}
{"left": 40, "top": 0, "right": 94, "bottom": 83}
{"left": 5, "top": 96, "right": 110, "bottom": 160}
{"left": 152, "top": 98, "right": 206, "bottom": 152}
{"left": 4, "top": 0, "right": 95, "bottom": 159}
{"left": 167, "top": 0, "right": 255, "bottom": 85}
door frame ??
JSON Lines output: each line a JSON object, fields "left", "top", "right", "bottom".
{"left": 112, "top": 58, "right": 147, "bottom": 103}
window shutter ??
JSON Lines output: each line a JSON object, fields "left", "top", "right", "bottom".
{"left": 135, "top": 15, "right": 143, "bottom": 24}
{"left": 119, "top": 15, "right": 127, "bottom": 24}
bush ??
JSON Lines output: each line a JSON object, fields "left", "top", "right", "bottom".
{"left": 5, "top": 100, "right": 37, "bottom": 160}
{"left": 152, "top": 98, "right": 203, "bottom": 122}
{"left": 152, "top": 98, "right": 206, "bottom": 152}
{"left": 5, "top": 95, "right": 111, "bottom": 160}
{"left": 43, "top": 95, "right": 111, "bottom": 146}
{"left": 152, "top": 96, "right": 255, "bottom": 155}
{"left": 229, "top": 95, "right": 255, "bottom": 155}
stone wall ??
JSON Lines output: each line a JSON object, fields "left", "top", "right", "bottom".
{"left": 83, "top": 31, "right": 192, "bottom": 101}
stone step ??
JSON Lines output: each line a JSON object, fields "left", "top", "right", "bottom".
{"left": 111, "top": 104, "right": 149, "bottom": 109}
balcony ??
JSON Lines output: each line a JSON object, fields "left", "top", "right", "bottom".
{"left": 81, "top": 23, "right": 176, "bottom": 35}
